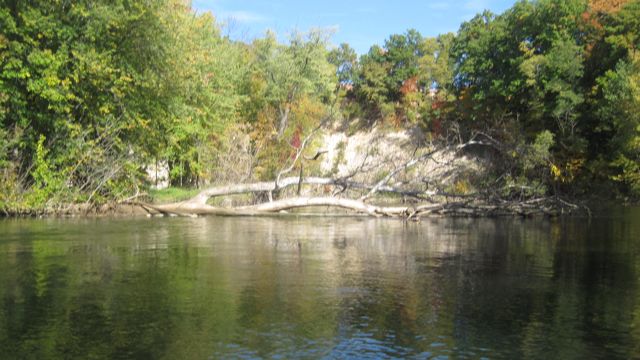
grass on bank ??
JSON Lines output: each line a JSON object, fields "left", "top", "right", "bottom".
{"left": 148, "top": 187, "right": 256, "bottom": 206}
{"left": 148, "top": 187, "right": 201, "bottom": 204}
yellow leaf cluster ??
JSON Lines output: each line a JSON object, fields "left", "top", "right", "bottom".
{"left": 550, "top": 158, "right": 585, "bottom": 183}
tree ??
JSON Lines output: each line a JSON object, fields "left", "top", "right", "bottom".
{"left": 0, "top": 0, "right": 248, "bottom": 207}
{"left": 586, "top": 1, "right": 640, "bottom": 196}
{"left": 353, "top": 29, "right": 436, "bottom": 123}
{"left": 354, "top": 45, "right": 393, "bottom": 118}
{"left": 159, "top": 6, "right": 247, "bottom": 186}
{"left": 383, "top": 29, "right": 425, "bottom": 101}
{"left": 328, "top": 42, "right": 357, "bottom": 86}
{"left": 419, "top": 33, "right": 455, "bottom": 93}
{"left": 597, "top": 56, "right": 640, "bottom": 195}
{"left": 249, "top": 30, "right": 335, "bottom": 140}
{"left": 452, "top": 1, "right": 587, "bottom": 130}
{"left": 0, "top": 0, "right": 179, "bottom": 204}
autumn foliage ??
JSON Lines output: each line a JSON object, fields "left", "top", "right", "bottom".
{"left": 589, "top": 0, "right": 630, "bottom": 13}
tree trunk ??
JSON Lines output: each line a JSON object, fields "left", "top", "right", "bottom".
{"left": 277, "top": 105, "right": 290, "bottom": 139}
{"left": 189, "top": 176, "right": 336, "bottom": 205}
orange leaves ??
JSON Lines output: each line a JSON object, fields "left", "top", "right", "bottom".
{"left": 589, "top": 0, "right": 630, "bottom": 14}
{"left": 583, "top": 0, "right": 631, "bottom": 32}
{"left": 400, "top": 76, "right": 419, "bottom": 96}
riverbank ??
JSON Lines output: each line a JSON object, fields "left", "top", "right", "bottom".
{"left": 0, "top": 125, "right": 622, "bottom": 219}
{"left": 0, "top": 193, "right": 592, "bottom": 219}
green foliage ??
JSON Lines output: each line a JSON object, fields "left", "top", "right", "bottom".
{"left": 446, "top": 0, "right": 640, "bottom": 198}
{"left": 242, "top": 30, "right": 336, "bottom": 180}
{"left": 328, "top": 43, "right": 357, "bottom": 85}
{"left": 383, "top": 29, "right": 425, "bottom": 100}
{"left": 524, "top": 131, "right": 555, "bottom": 172}
{"left": 355, "top": 46, "right": 392, "bottom": 114}
{"left": 611, "top": 153, "right": 640, "bottom": 195}
{"left": 350, "top": 30, "right": 456, "bottom": 126}
{"left": 247, "top": 30, "right": 334, "bottom": 132}
{"left": 0, "top": 0, "right": 250, "bottom": 208}
{"left": 420, "top": 33, "right": 456, "bottom": 91}
{"left": 452, "top": 1, "right": 588, "bottom": 130}
{"left": 28, "top": 135, "right": 63, "bottom": 207}
{"left": 583, "top": 1, "right": 640, "bottom": 198}
{"left": 596, "top": 56, "right": 640, "bottom": 195}
{"left": 1, "top": 0, "right": 174, "bottom": 206}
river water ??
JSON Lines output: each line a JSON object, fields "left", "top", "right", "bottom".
{"left": 0, "top": 209, "right": 639, "bottom": 359}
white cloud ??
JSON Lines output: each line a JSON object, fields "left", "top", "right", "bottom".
{"left": 191, "top": 0, "right": 220, "bottom": 9}
{"left": 319, "top": 24, "right": 340, "bottom": 35}
{"left": 464, "top": 0, "right": 490, "bottom": 12}
{"left": 318, "top": 11, "right": 348, "bottom": 18}
{"left": 218, "top": 10, "right": 269, "bottom": 24}
{"left": 356, "top": 6, "right": 377, "bottom": 14}
{"left": 428, "top": 2, "right": 450, "bottom": 10}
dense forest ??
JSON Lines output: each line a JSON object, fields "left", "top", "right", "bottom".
{"left": 0, "top": 0, "right": 638, "bottom": 213}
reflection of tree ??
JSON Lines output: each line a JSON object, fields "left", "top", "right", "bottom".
{"left": 0, "top": 213, "right": 639, "bottom": 358}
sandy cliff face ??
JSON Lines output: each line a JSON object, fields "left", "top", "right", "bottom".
{"left": 319, "top": 126, "right": 487, "bottom": 194}
{"left": 153, "top": 123, "right": 490, "bottom": 200}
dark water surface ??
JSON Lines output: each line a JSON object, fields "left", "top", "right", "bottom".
{"left": 1, "top": 209, "right": 639, "bottom": 359}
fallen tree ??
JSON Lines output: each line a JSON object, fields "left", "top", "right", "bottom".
{"left": 131, "top": 138, "right": 587, "bottom": 219}
{"left": 136, "top": 191, "right": 582, "bottom": 219}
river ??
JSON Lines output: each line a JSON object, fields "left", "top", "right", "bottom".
{"left": 1, "top": 209, "right": 639, "bottom": 359}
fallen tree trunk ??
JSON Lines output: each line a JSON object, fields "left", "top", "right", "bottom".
{"left": 140, "top": 196, "right": 464, "bottom": 218}
{"left": 239, "top": 197, "right": 410, "bottom": 216}
{"left": 135, "top": 195, "right": 579, "bottom": 219}
{"left": 189, "top": 177, "right": 335, "bottom": 205}
{"left": 143, "top": 179, "right": 584, "bottom": 219}
{"left": 188, "top": 176, "right": 439, "bottom": 205}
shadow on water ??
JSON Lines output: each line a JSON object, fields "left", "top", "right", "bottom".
{"left": 0, "top": 209, "right": 639, "bottom": 359}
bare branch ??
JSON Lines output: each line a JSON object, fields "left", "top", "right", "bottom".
{"left": 360, "top": 148, "right": 437, "bottom": 201}
{"left": 275, "top": 114, "right": 332, "bottom": 188}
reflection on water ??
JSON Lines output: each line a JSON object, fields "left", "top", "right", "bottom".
{"left": 0, "top": 209, "right": 639, "bottom": 359}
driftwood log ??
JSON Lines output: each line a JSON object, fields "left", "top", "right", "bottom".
{"left": 134, "top": 176, "right": 581, "bottom": 219}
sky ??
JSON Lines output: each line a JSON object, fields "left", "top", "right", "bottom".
{"left": 192, "top": 0, "right": 517, "bottom": 54}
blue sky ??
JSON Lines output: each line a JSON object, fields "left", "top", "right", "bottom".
{"left": 192, "top": 0, "right": 517, "bottom": 54}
